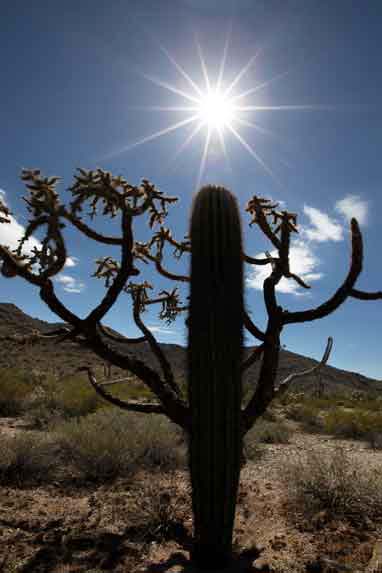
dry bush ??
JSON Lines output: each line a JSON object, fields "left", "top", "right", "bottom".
{"left": 323, "top": 408, "right": 382, "bottom": 440}
{"left": 280, "top": 446, "right": 382, "bottom": 523}
{"left": 285, "top": 403, "right": 323, "bottom": 431}
{"left": 242, "top": 419, "right": 290, "bottom": 464}
{"left": 0, "top": 433, "right": 56, "bottom": 485}
{"left": 53, "top": 408, "right": 186, "bottom": 482}
{"left": 128, "top": 474, "right": 191, "bottom": 542}
{"left": 0, "top": 368, "right": 34, "bottom": 416}
{"left": 247, "top": 418, "right": 291, "bottom": 445}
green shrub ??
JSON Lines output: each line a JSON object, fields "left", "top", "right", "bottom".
{"left": 0, "top": 433, "right": 56, "bottom": 485}
{"left": 285, "top": 403, "right": 323, "bottom": 431}
{"left": 323, "top": 408, "right": 382, "bottom": 440}
{"left": 248, "top": 418, "right": 291, "bottom": 444}
{"left": 280, "top": 446, "right": 382, "bottom": 522}
{"left": 0, "top": 368, "right": 34, "bottom": 416}
{"left": 242, "top": 419, "right": 290, "bottom": 464}
{"left": 53, "top": 408, "right": 186, "bottom": 481}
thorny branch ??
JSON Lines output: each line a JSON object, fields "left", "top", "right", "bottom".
{"left": 0, "top": 172, "right": 380, "bottom": 436}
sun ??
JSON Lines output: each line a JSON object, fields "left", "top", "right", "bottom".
{"left": 107, "top": 35, "right": 321, "bottom": 189}
{"left": 197, "top": 89, "right": 236, "bottom": 130}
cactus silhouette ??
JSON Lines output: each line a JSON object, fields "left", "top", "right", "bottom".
{"left": 0, "top": 169, "right": 381, "bottom": 569}
{"left": 188, "top": 185, "right": 244, "bottom": 568}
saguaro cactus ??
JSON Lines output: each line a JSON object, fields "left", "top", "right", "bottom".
{"left": 188, "top": 186, "right": 244, "bottom": 568}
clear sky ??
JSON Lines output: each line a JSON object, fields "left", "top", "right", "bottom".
{"left": 1, "top": 1, "right": 381, "bottom": 379}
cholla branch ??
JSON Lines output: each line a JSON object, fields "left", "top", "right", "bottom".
{"left": 60, "top": 209, "right": 123, "bottom": 245}
{"left": 0, "top": 200, "right": 12, "bottom": 224}
{"left": 350, "top": 288, "right": 382, "bottom": 300}
{"left": 275, "top": 336, "right": 333, "bottom": 399}
{"left": 243, "top": 311, "right": 266, "bottom": 342}
{"left": 129, "top": 284, "right": 182, "bottom": 399}
{"left": 85, "top": 209, "right": 135, "bottom": 325}
{"left": 245, "top": 196, "right": 281, "bottom": 249}
{"left": 243, "top": 253, "right": 277, "bottom": 266}
{"left": 78, "top": 367, "right": 165, "bottom": 414}
{"left": 39, "top": 279, "right": 190, "bottom": 427}
{"left": 133, "top": 234, "right": 190, "bottom": 282}
{"left": 69, "top": 169, "right": 178, "bottom": 227}
{"left": 97, "top": 322, "right": 146, "bottom": 344}
{"left": 283, "top": 219, "right": 363, "bottom": 324}
{"left": 241, "top": 344, "right": 265, "bottom": 373}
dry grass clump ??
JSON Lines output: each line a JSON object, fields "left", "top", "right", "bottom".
{"left": 0, "top": 368, "right": 34, "bottom": 416}
{"left": 247, "top": 418, "right": 291, "bottom": 445}
{"left": 53, "top": 408, "right": 186, "bottom": 482}
{"left": 128, "top": 474, "right": 191, "bottom": 542}
{"left": 280, "top": 446, "right": 382, "bottom": 523}
{"left": 242, "top": 418, "right": 290, "bottom": 463}
{"left": 0, "top": 433, "right": 56, "bottom": 485}
{"left": 285, "top": 402, "right": 323, "bottom": 431}
{"left": 323, "top": 408, "right": 382, "bottom": 441}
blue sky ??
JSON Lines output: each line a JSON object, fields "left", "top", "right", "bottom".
{"left": 1, "top": 1, "right": 381, "bottom": 379}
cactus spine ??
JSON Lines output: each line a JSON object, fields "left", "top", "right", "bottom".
{"left": 188, "top": 185, "right": 244, "bottom": 568}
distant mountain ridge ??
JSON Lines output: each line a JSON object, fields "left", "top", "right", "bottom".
{"left": 0, "top": 302, "right": 381, "bottom": 397}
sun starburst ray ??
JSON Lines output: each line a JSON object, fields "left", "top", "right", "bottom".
{"left": 195, "top": 38, "right": 211, "bottom": 93}
{"left": 235, "top": 117, "right": 289, "bottom": 145}
{"left": 226, "top": 122, "right": 281, "bottom": 185}
{"left": 164, "top": 121, "right": 205, "bottom": 173}
{"left": 103, "top": 115, "right": 199, "bottom": 160}
{"left": 216, "top": 27, "right": 232, "bottom": 92}
{"left": 231, "top": 69, "right": 292, "bottom": 102}
{"left": 235, "top": 104, "right": 333, "bottom": 112}
{"left": 216, "top": 125, "right": 232, "bottom": 172}
{"left": 111, "top": 40, "right": 325, "bottom": 187}
{"left": 196, "top": 128, "right": 212, "bottom": 190}
{"left": 133, "top": 106, "right": 200, "bottom": 112}
{"left": 142, "top": 73, "right": 200, "bottom": 104}
{"left": 224, "top": 49, "right": 261, "bottom": 98}
{"left": 158, "top": 43, "right": 204, "bottom": 98}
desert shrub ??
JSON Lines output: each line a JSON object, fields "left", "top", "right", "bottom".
{"left": 242, "top": 419, "right": 290, "bottom": 464}
{"left": 248, "top": 418, "right": 291, "bottom": 445}
{"left": 0, "top": 368, "right": 34, "bottom": 416}
{"left": 129, "top": 476, "right": 191, "bottom": 541}
{"left": 285, "top": 403, "right": 323, "bottom": 431}
{"left": 0, "top": 433, "right": 56, "bottom": 485}
{"left": 53, "top": 408, "right": 186, "bottom": 481}
{"left": 323, "top": 408, "right": 382, "bottom": 440}
{"left": 47, "top": 374, "right": 102, "bottom": 418}
{"left": 280, "top": 446, "right": 382, "bottom": 522}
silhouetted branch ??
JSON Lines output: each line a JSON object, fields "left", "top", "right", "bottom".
{"left": 241, "top": 344, "right": 265, "bottom": 373}
{"left": 243, "top": 312, "right": 266, "bottom": 342}
{"left": 79, "top": 367, "right": 165, "bottom": 414}
{"left": 350, "top": 288, "right": 382, "bottom": 300}
{"left": 283, "top": 219, "right": 363, "bottom": 324}
{"left": 275, "top": 336, "right": 333, "bottom": 399}
{"left": 97, "top": 322, "right": 147, "bottom": 344}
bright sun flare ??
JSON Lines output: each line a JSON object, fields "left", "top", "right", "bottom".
{"left": 197, "top": 90, "right": 236, "bottom": 130}
{"left": 107, "top": 35, "right": 322, "bottom": 189}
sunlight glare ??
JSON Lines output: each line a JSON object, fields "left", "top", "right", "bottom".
{"left": 105, "top": 33, "right": 326, "bottom": 189}
{"left": 197, "top": 89, "right": 236, "bottom": 130}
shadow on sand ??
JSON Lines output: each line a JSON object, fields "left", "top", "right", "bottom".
{"left": 142, "top": 546, "right": 263, "bottom": 572}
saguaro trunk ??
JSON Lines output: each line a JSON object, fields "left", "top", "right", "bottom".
{"left": 188, "top": 185, "right": 244, "bottom": 569}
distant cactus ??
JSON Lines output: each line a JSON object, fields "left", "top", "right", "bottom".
{"left": 188, "top": 186, "right": 243, "bottom": 567}
{"left": 1, "top": 168, "right": 381, "bottom": 569}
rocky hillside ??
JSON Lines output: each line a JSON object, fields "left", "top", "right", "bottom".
{"left": 0, "top": 302, "right": 381, "bottom": 397}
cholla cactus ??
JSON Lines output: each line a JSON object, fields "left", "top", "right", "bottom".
{"left": 0, "top": 169, "right": 381, "bottom": 569}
